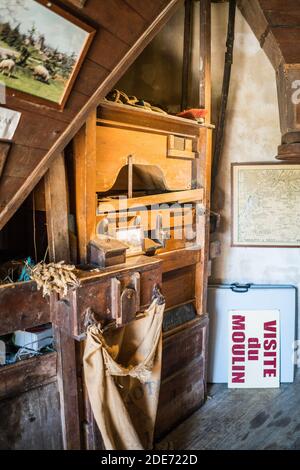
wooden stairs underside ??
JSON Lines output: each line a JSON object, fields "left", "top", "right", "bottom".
{"left": 0, "top": 0, "right": 181, "bottom": 230}
{"left": 238, "top": 0, "right": 300, "bottom": 160}
{"left": 238, "top": 0, "right": 300, "bottom": 68}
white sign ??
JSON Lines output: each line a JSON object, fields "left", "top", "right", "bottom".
{"left": 0, "top": 107, "right": 21, "bottom": 140}
{"left": 228, "top": 310, "right": 280, "bottom": 388}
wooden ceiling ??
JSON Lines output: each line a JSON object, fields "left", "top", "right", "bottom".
{"left": 238, "top": 0, "right": 300, "bottom": 160}
{"left": 0, "top": 0, "right": 181, "bottom": 230}
{"left": 260, "top": 0, "right": 300, "bottom": 64}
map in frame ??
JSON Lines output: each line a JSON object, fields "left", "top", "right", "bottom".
{"left": 232, "top": 163, "right": 300, "bottom": 247}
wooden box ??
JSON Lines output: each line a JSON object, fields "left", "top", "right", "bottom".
{"left": 87, "top": 237, "right": 127, "bottom": 267}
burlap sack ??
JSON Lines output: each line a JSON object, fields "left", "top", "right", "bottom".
{"left": 83, "top": 298, "right": 165, "bottom": 450}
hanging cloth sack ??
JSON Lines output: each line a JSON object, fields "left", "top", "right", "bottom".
{"left": 83, "top": 297, "right": 165, "bottom": 450}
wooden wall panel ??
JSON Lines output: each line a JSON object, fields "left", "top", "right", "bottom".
{"left": 87, "top": 29, "right": 129, "bottom": 71}
{"left": 96, "top": 125, "right": 193, "bottom": 192}
{"left": 0, "top": 382, "right": 63, "bottom": 450}
{"left": 271, "top": 27, "right": 300, "bottom": 64}
{"left": 0, "top": 353, "right": 57, "bottom": 401}
{"left": 0, "top": 281, "right": 50, "bottom": 336}
{"left": 125, "top": 0, "right": 171, "bottom": 22}
{"left": 2, "top": 146, "right": 45, "bottom": 179}
{"left": 72, "top": 60, "right": 109, "bottom": 97}
{"left": 83, "top": 0, "right": 148, "bottom": 45}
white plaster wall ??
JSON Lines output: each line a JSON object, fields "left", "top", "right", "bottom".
{"left": 211, "top": 4, "right": 300, "bottom": 336}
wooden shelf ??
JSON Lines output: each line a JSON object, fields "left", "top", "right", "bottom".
{"left": 158, "top": 247, "right": 202, "bottom": 273}
{"left": 97, "top": 100, "right": 214, "bottom": 138}
{"left": 76, "top": 254, "right": 161, "bottom": 283}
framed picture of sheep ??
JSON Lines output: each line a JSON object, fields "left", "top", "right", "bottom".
{"left": 0, "top": 0, "right": 95, "bottom": 109}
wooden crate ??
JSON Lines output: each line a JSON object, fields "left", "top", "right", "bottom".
{"left": 155, "top": 315, "right": 209, "bottom": 440}
{"left": 161, "top": 318, "right": 204, "bottom": 380}
{"left": 155, "top": 357, "right": 205, "bottom": 440}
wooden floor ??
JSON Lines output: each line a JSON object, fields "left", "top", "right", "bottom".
{"left": 159, "top": 370, "right": 300, "bottom": 450}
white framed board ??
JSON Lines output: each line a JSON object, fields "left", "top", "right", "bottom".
{"left": 232, "top": 163, "right": 300, "bottom": 247}
{"left": 207, "top": 283, "right": 296, "bottom": 384}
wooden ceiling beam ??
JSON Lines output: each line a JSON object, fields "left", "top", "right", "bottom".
{"left": 237, "top": 0, "right": 284, "bottom": 70}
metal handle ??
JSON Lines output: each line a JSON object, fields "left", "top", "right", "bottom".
{"left": 230, "top": 283, "right": 252, "bottom": 293}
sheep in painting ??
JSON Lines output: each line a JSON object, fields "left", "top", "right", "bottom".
{"left": 0, "top": 59, "right": 15, "bottom": 78}
{"left": 33, "top": 65, "right": 50, "bottom": 84}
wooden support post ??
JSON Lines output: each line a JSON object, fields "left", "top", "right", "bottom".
{"left": 199, "top": 0, "right": 211, "bottom": 114}
{"left": 212, "top": 0, "right": 236, "bottom": 192}
{"left": 196, "top": 0, "right": 212, "bottom": 397}
{"left": 196, "top": 0, "right": 212, "bottom": 316}
{"left": 52, "top": 315, "right": 81, "bottom": 450}
{"left": 127, "top": 154, "right": 133, "bottom": 199}
{"left": 74, "top": 111, "right": 97, "bottom": 264}
{"left": 181, "top": 0, "right": 193, "bottom": 111}
{"left": 45, "top": 153, "right": 70, "bottom": 263}
{"left": 45, "top": 153, "right": 81, "bottom": 450}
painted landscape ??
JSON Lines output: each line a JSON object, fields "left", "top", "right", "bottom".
{"left": 0, "top": 0, "right": 89, "bottom": 104}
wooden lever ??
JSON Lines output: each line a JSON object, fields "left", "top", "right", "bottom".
{"left": 111, "top": 272, "right": 141, "bottom": 326}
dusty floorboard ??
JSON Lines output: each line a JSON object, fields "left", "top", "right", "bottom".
{"left": 159, "top": 370, "right": 300, "bottom": 450}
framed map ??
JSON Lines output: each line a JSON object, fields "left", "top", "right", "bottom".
{"left": 231, "top": 163, "right": 300, "bottom": 247}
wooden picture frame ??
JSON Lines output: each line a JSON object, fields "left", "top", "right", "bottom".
{"left": 0, "top": 139, "right": 11, "bottom": 179}
{"left": 65, "top": 0, "right": 88, "bottom": 8}
{"left": 0, "top": 0, "right": 95, "bottom": 109}
{"left": 231, "top": 162, "right": 300, "bottom": 247}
